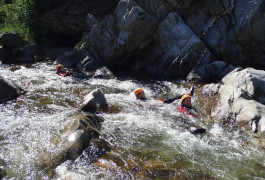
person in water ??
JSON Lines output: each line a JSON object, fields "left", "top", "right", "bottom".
{"left": 133, "top": 87, "right": 205, "bottom": 134}
{"left": 55, "top": 64, "right": 73, "bottom": 77}
{"left": 133, "top": 86, "right": 194, "bottom": 113}
{"left": 133, "top": 88, "right": 147, "bottom": 101}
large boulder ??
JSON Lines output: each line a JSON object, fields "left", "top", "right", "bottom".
{"left": 0, "top": 33, "right": 38, "bottom": 63}
{"left": 0, "top": 33, "right": 26, "bottom": 48}
{"left": 0, "top": 76, "right": 24, "bottom": 103}
{"left": 37, "top": 113, "right": 104, "bottom": 171}
{"left": 80, "top": 89, "right": 108, "bottom": 113}
{"left": 0, "top": 168, "right": 7, "bottom": 179}
{"left": 203, "top": 68, "right": 265, "bottom": 137}
{"left": 11, "top": 44, "right": 38, "bottom": 63}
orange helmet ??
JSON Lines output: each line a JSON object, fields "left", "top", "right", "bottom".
{"left": 55, "top": 64, "right": 63, "bottom": 71}
{"left": 180, "top": 94, "right": 191, "bottom": 102}
{"left": 133, "top": 88, "right": 144, "bottom": 96}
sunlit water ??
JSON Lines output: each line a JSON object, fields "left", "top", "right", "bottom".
{"left": 0, "top": 63, "right": 265, "bottom": 180}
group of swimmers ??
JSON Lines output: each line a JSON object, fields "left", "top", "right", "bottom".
{"left": 133, "top": 87, "right": 194, "bottom": 116}
{"left": 55, "top": 64, "right": 195, "bottom": 116}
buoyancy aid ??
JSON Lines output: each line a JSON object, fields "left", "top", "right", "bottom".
{"left": 177, "top": 105, "right": 191, "bottom": 116}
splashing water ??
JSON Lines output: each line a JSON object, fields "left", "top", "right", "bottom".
{"left": 0, "top": 63, "right": 265, "bottom": 180}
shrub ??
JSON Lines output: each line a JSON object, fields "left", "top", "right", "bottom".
{"left": 0, "top": 0, "right": 37, "bottom": 42}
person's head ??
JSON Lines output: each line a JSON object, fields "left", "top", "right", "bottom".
{"left": 55, "top": 64, "right": 65, "bottom": 72}
{"left": 180, "top": 94, "right": 191, "bottom": 107}
{"left": 133, "top": 88, "right": 146, "bottom": 99}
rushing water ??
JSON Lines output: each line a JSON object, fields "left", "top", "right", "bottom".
{"left": 0, "top": 63, "right": 265, "bottom": 180}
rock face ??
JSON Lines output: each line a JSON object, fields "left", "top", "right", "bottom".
{"left": 38, "top": 0, "right": 119, "bottom": 46}
{"left": 0, "top": 76, "right": 24, "bottom": 103}
{"left": 68, "top": 0, "right": 265, "bottom": 81}
{"left": 37, "top": 113, "right": 104, "bottom": 171}
{"left": 203, "top": 68, "right": 265, "bottom": 137}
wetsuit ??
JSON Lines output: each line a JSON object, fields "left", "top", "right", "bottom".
{"left": 162, "top": 86, "right": 195, "bottom": 104}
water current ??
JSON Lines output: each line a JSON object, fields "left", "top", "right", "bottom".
{"left": 0, "top": 63, "right": 265, "bottom": 180}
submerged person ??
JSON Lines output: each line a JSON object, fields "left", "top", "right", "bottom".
{"left": 133, "top": 88, "right": 147, "bottom": 101}
{"left": 133, "top": 86, "right": 194, "bottom": 106}
{"left": 55, "top": 64, "right": 73, "bottom": 77}
{"left": 133, "top": 87, "right": 205, "bottom": 134}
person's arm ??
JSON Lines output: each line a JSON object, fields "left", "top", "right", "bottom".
{"left": 189, "top": 86, "right": 195, "bottom": 96}
{"left": 163, "top": 95, "right": 182, "bottom": 104}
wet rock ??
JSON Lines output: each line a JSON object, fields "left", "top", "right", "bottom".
{"left": 0, "top": 76, "right": 24, "bottom": 103}
{"left": 202, "top": 83, "right": 221, "bottom": 97}
{"left": 37, "top": 113, "right": 104, "bottom": 171}
{"left": 203, "top": 68, "right": 265, "bottom": 137}
{"left": 0, "top": 158, "right": 6, "bottom": 178}
{"left": 92, "top": 66, "right": 115, "bottom": 79}
{"left": 0, "top": 33, "right": 26, "bottom": 48}
{"left": 80, "top": 89, "right": 108, "bottom": 113}
{"left": 0, "top": 167, "right": 7, "bottom": 179}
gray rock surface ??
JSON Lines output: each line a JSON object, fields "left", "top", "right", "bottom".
{"left": 203, "top": 68, "right": 265, "bottom": 137}
{"left": 72, "top": 0, "right": 265, "bottom": 81}
{"left": 92, "top": 66, "right": 115, "bottom": 79}
{"left": 80, "top": 89, "right": 108, "bottom": 112}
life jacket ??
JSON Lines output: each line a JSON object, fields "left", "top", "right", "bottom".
{"left": 177, "top": 105, "right": 191, "bottom": 116}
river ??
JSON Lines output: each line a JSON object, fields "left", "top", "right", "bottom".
{"left": 0, "top": 63, "right": 265, "bottom": 180}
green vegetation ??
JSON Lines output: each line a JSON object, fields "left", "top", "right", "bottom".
{"left": 0, "top": 0, "right": 37, "bottom": 42}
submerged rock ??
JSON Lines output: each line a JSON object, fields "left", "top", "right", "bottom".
{"left": 0, "top": 168, "right": 7, "bottom": 179}
{"left": 37, "top": 113, "right": 104, "bottom": 171}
